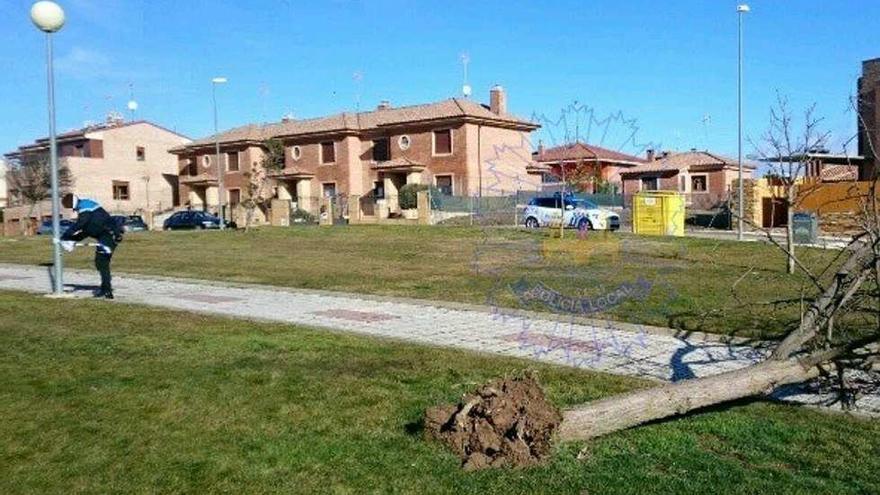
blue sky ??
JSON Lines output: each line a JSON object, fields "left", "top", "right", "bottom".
{"left": 2, "top": 0, "right": 879, "bottom": 160}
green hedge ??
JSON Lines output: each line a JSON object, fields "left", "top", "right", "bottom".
{"left": 399, "top": 184, "right": 441, "bottom": 210}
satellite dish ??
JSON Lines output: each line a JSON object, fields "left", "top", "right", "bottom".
{"left": 462, "top": 84, "right": 472, "bottom": 97}
{"left": 127, "top": 100, "right": 138, "bottom": 112}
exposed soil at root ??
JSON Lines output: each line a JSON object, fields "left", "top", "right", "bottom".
{"left": 424, "top": 374, "right": 562, "bottom": 470}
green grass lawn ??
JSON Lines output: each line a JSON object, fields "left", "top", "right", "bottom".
{"left": 1, "top": 291, "right": 878, "bottom": 494}
{"left": 0, "top": 226, "right": 846, "bottom": 339}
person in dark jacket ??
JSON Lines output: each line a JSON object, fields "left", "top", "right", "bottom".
{"left": 60, "top": 193, "right": 123, "bottom": 299}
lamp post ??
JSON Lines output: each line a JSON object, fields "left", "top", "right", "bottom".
{"left": 737, "top": 4, "right": 749, "bottom": 241}
{"left": 30, "top": 1, "right": 65, "bottom": 294}
{"left": 211, "top": 77, "right": 227, "bottom": 230}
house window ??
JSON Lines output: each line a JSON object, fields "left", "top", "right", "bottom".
{"left": 641, "top": 177, "right": 659, "bottom": 191}
{"left": 136, "top": 146, "right": 145, "bottom": 161}
{"left": 187, "top": 160, "right": 197, "bottom": 176}
{"left": 75, "top": 143, "right": 85, "bottom": 157}
{"left": 320, "top": 142, "right": 336, "bottom": 164}
{"left": 227, "top": 151, "right": 240, "bottom": 172}
{"left": 398, "top": 135, "right": 411, "bottom": 150}
{"left": 322, "top": 183, "right": 336, "bottom": 198}
{"left": 541, "top": 172, "right": 558, "bottom": 184}
{"left": 679, "top": 175, "right": 686, "bottom": 192}
{"left": 291, "top": 146, "right": 302, "bottom": 161}
{"left": 691, "top": 175, "right": 708, "bottom": 192}
{"left": 228, "top": 188, "right": 241, "bottom": 206}
{"left": 203, "top": 155, "right": 211, "bottom": 167}
{"left": 433, "top": 129, "right": 452, "bottom": 155}
{"left": 435, "top": 175, "right": 453, "bottom": 195}
{"left": 373, "top": 181, "right": 384, "bottom": 199}
{"left": 373, "top": 138, "right": 390, "bottom": 161}
{"left": 112, "top": 181, "right": 130, "bottom": 201}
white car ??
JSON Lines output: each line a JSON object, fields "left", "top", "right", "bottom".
{"left": 523, "top": 196, "right": 620, "bottom": 231}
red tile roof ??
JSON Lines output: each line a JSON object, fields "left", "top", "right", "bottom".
{"left": 8, "top": 120, "right": 190, "bottom": 157}
{"left": 533, "top": 142, "right": 646, "bottom": 167}
{"left": 621, "top": 150, "right": 757, "bottom": 176}
{"left": 176, "top": 97, "right": 539, "bottom": 152}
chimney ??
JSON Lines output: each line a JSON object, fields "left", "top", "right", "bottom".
{"left": 377, "top": 100, "right": 391, "bottom": 111}
{"left": 537, "top": 139, "right": 545, "bottom": 157}
{"left": 646, "top": 148, "right": 655, "bottom": 161}
{"left": 489, "top": 85, "right": 507, "bottom": 115}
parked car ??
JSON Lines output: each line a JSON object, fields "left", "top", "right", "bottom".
{"left": 35, "top": 219, "right": 74, "bottom": 235}
{"left": 111, "top": 215, "right": 149, "bottom": 232}
{"left": 523, "top": 196, "right": 620, "bottom": 231}
{"left": 163, "top": 211, "right": 236, "bottom": 230}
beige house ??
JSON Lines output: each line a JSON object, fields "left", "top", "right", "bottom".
{"left": 3, "top": 118, "right": 190, "bottom": 234}
{"left": 621, "top": 150, "right": 756, "bottom": 211}
{"left": 171, "top": 86, "right": 542, "bottom": 223}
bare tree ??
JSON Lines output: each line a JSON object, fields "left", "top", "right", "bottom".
{"left": 240, "top": 168, "right": 273, "bottom": 232}
{"left": 749, "top": 94, "right": 831, "bottom": 274}
{"left": 559, "top": 100, "right": 879, "bottom": 442}
{"left": 240, "top": 139, "right": 285, "bottom": 232}
{"left": 6, "top": 153, "right": 73, "bottom": 234}
{"left": 559, "top": 235, "right": 878, "bottom": 441}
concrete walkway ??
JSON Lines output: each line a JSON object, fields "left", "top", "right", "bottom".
{"left": 1, "top": 263, "right": 876, "bottom": 415}
{"left": 686, "top": 228, "right": 853, "bottom": 250}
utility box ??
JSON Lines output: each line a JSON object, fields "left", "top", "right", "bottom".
{"left": 792, "top": 212, "right": 818, "bottom": 244}
{"left": 632, "top": 191, "right": 685, "bottom": 236}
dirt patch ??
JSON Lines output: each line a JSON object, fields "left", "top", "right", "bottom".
{"left": 424, "top": 374, "right": 562, "bottom": 470}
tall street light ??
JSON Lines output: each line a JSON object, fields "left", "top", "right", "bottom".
{"left": 30, "top": 1, "right": 66, "bottom": 294}
{"left": 737, "top": 4, "right": 750, "bottom": 241}
{"left": 212, "top": 77, "right": 227, "bottom": 229}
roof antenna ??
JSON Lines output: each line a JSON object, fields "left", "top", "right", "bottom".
{"left": 701, "top": 113, "right": 712, "bottom": 150}
{"left": 126, "top": 82, "right": 138, "bottom": 121}
{"left": 122, "top": 83, "right": 137, "bottom": 122}
{"left": 460, "top": 52, "right": 472, "bottom": 98}
{"left": 353, "top": 71, "right": 364, "bottom": 112}
{"left": 259, "top": 82, "right": 270, "bottom": 122}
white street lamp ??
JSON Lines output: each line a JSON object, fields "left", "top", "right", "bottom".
{"left": 211, "top": 77, "right": 227, "bottom": 230}
{"left": 31, "top": 1, "right": 66, "bottom": 295}
{"left": 737, "top": 4, "right": 749, "bottom": 241}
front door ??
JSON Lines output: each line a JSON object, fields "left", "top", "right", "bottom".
{"left": 762, "top": 198, "right": 788, "bottom": 228}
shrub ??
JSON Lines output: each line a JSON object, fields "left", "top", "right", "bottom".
{"left": 290, "top": 208, "right": 317, "bottom": 225}
{"left": 399, "top": 184, "right": 441, "bottom": 210}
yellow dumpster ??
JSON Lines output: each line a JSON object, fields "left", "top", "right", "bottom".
{"left": 632, "top": 191, "right": 685, "bottom": 236}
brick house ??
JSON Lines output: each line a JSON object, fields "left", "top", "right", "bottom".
{"left": 532, "top": 142, "right": 646, "bottom": 193}
{"left": 858, "top": 57, "right": 880, "bottom": 180}
{"left": 3, "top": 118, "right": 190, "bottom": 234}
{"left": 171, "top": 86, "right": 541, "bottom": 222}
{"left": 620, "top": 150, "right": 755, "bottom": 210}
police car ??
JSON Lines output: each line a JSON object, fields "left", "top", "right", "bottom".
{"left": 523, "top": 195, "right": 620, "bottom": 231}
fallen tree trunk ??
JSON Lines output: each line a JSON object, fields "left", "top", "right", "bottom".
{"left": 558, "top": 336, "right": 876, "bottom": 443}
{"left": 426, "top": 239, "right": 880, "bottom": 468}
{"left": 558, "top": 358, "right": 819, "bottom": 442}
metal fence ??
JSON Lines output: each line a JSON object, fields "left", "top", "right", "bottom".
{"left": 431, "top": 190, "right": 624, "bottom": 227}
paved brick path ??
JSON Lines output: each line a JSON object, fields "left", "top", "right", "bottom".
{"left": 1, "top": 263, "right": 877, "bottom": 415}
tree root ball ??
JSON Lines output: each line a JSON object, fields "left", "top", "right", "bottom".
{"left": 424, "top": 374, "right": 562, "bottom": 470}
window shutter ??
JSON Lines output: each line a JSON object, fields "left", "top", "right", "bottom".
{"left": 434, "top": 130, "right": 452, "bottom": 154}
